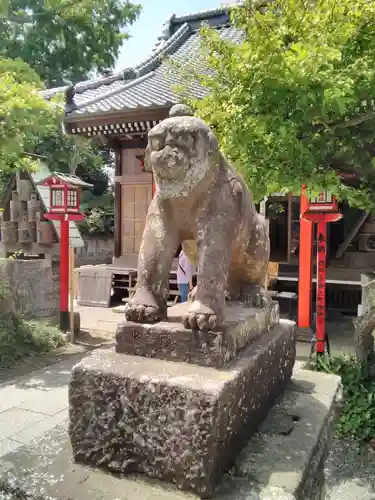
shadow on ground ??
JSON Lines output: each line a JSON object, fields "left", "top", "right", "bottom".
{"left": 296, "top": 315, "right": 355, "bottom": 361}
{"left": 0, "top": 338, "right": 114, "bottom": 388}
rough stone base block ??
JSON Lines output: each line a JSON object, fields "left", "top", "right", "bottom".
{"left": 0, "top": 365, "right": 341, "bottom": 500}
{"left": 68, "top": 320, "right": 295, "bottom": 498}
{"left": 116, "top": 300, "right": 280, "bottom": 368}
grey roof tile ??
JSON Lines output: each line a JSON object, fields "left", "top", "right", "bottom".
{"left": 54, "top": 6, "right": 242, "bottom": 119}
{"left": 71, "top": 26, "right": 241, "bottom": 117}
{"left": 37, "top": 172, "right": 93, "bottom": 188}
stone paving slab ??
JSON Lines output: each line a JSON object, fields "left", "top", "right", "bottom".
{"left": 11, "top": 409, "right": 68, "bottom": 445}
{"left": 0, "top": 386, "right": 49, "bottom": 414}
{"left": 77, "top": 304, "right": 122, "bottom": 334}
{"left": 0, "top": 357, "right": 77, "bottom": 457}
{"left": 0, "top": 358, "right": 74, "bottom": 395}
{"left": 0, "top": 440, "right": 21, "bottom": 459}
{"left": 0, "top": 409, "right": 47, "bottom": 441}
{"left": 16, "top": 386, "right": 68, "bottom": 416}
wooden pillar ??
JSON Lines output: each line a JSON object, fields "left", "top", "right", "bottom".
{"left": 114, "top": 147, "right": 122, "bottom": 259}
{"left": 298, "top": 186, "right": 313, "bottom": 329}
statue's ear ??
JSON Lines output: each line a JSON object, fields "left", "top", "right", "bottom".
{"left": 207, "top": 130, "right": 219, "bottom": 152}
{"left": 144, "top": 144, "right": 152, "bottom": 172}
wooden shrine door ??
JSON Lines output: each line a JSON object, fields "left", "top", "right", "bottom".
{"left": 121, "top": 182, "right": 153, "bottom": 255}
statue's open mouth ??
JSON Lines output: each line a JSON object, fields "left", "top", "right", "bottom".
{"left": 151, "top": 147, "right": 186, "bottom": 168}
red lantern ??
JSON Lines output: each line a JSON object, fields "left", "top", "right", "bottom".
{"left": 41, "top": 173, "right": 91, "bottom": 218}
{"left": 302, "top": 191, "right": 342, "bottom": 223}
{"left": 37, "top": 173, "right": 92, "bottom": 331}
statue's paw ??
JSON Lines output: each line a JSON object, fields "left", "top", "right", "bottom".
{"left": 241, "top": 284, "right": 269, "bottom": 308}
{"left": 253, "top": 291, "right": 271, "bottom": 308}
{"left": 183, "top": 300, "right": 218, "bottom": 331}
{"left": 125, "top": 303, "right": 161, "bottom": 323}
{"left": 124, "top": 288, "right": 162, "bottom": 323}
{"left": 188, "top": 285, "right": 197, "bottom": 302}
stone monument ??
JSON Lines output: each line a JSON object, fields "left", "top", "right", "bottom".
{"left": 69, "top": 105, "right": 296, "bottom": 498}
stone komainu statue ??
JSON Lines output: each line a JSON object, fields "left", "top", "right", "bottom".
{"left": 125, "top": 104, "right": 270, "bottom": 331}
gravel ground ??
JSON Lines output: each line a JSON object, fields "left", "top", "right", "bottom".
{"left": 326, "top": 438, "right": 375, "bottom": 499}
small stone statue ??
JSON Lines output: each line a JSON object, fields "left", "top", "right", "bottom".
{"left": 125, "top": 104, "right": 269, "bottom": 330}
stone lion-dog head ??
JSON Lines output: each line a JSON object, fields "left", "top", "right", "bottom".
{"left": 144, "top": 104, "right": 219, "bottom": 199}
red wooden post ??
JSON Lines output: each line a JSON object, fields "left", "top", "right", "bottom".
{"left": 60, "top": 217, "right": 70, "bottom": 331}
{"left": 298, "top": 186, "right": 313, "bottom": 329}
{"left": 316, "top": 221, "right": 327, "bottom": 354}
{"left": 302, "top": 192, "right": 342, "bottom": 355}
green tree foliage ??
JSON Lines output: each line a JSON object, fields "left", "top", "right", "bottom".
{"left": 33, "top": 129, "right": 112, "bottom": 195}
{"left": 0, "top": 0, "right": 141, "bottom": 232}
{"left": 0, "top": 57, "right": 57, "bottom": 173}
{"left": 0, "top": 0, "right": 141, "bottom": 235}
{"left": 309, "top": 355, "right": 375, "bottom": 443}
{"left": 188, "top": 0, "right": 375, "bottom": 208}
{"left": 0, "top": 0, "right": 141, "bottom": 86}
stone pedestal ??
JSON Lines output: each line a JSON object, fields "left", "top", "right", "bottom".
{"left": 116, "top": 301, "right": 280, "bottom": 368}
{"left": 69, "top": 304, "right": 296, "bottom": 498}
{"left": 0, "top": 365, "right": 341, "bottom": 500}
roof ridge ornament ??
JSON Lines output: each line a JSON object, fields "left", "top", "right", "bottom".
{"left": 122, "top": 68, "right": 139, "bottom": 81}
{"left": 153, "top": 14, "right": 176, "bottom": 52}
{"left": 65, "top": 85, "right": 76, "bottom": 107}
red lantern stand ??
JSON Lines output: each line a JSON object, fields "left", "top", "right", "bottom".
{"left": 38, "top": 173, "right": 92, "bottom": 331}
{"left": 302, "top": 192, "right": 343, "bottom": 355}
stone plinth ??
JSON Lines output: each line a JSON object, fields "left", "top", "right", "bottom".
{"left": 116, "top": 301, "right": 279, "bottom": 368}
{"left": 69, "top": 320, "right": 295, "bottom": 498}
{"left": 0, "top": 258, "right": 59, "bottom": 318}
{"left": 0, "top": 365, "right": 341, "bottom": 500}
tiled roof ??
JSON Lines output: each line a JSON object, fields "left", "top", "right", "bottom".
{"left": 44, "top": 4, "right": 243, "bottom": 120}
{"left": 37, "top": 172, "right": 93, "bottom": 188}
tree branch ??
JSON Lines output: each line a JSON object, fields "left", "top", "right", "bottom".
{"left": 333, "top": 111, "right": 375, "bottom": 129}
{"left": 314, "top": 111, "right": 375, "bottom": 132}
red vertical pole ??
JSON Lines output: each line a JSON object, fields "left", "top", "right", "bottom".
{"left": 60, "top": 217, "right": 70, "bottom": 331}
{"left": 298, "top": 185, "right": 313, "bottom": 329}
{"left": 316, "top": 221, "right": 327, "bottom": 354}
